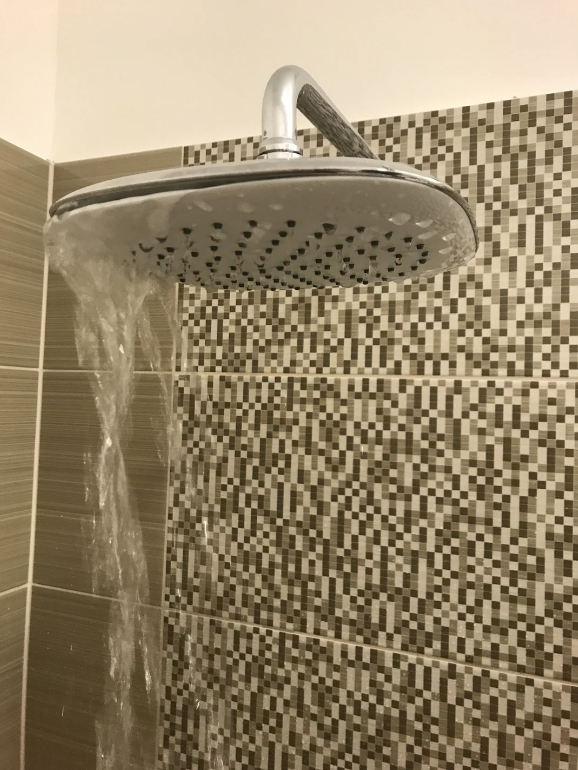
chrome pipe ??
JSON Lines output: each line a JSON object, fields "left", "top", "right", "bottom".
{"left": 259, "top": 65, "right": 378, "bottom": 161}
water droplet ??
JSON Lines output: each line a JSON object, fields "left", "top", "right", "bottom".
{"left": 389, "top": 212, "right": 411, "bottom": 226}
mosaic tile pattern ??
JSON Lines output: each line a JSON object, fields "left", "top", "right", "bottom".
{"left": 165, "top": 375, "right": 577, "bottom": 682}
{"left": 180, "top": 91, "right": 578, "bottom": 377}
{"left": 163, "top": 91, "right": 578, "bottom": 768}
{"left": 161, "top": 612, "right": 578, "bottom": 770}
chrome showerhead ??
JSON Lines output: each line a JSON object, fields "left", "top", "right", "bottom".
{"left": 46, "top": 66, "right": 478, "bottom": 292}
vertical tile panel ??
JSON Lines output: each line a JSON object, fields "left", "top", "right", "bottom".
{"left": 35, "top": 372, "right": 170, "bottom": 604}
{"left": 0, "top": 138, "right": 49, "bottom": 367}
{"left": 0, "top": 370, "right": 38, "bottom": 593}
{"left": 26, "top": 586, "right": 161, "bottom": 770}
{"left": 0, "top": 587, "right": 26, "bottom": 770}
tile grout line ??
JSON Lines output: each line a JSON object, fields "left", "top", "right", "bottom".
{"left": 42, "top": 368, "right": 578, "bottom": 385}
{"left": 0, "top": 365, "right": 40, "bottom": 373}
{"left": 43, "top": 368, "right": 174, "bottom": 375}
{"left": 0, "top": 583, "right": 28, "bottom": 601}
{"left": 175, "top": 371, "right": 578, "bottom": 383}
{"left": 20, "top": 159, "right": 53, "bottom": 770}
{"left": 175, "top": 607, "right": 574, "bottom": 689}
{"left": 153, "top": 151, "right": 187, "bottom": 759}
{"left": 155, "top": 275, "right": 181, "bottom": 763}
{"left": 31, "top": 581, "right": 162, "bottom": 611}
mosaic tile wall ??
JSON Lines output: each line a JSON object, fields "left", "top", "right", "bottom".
{"left": 161, "top": 91, "right": 578, "bottom": 769}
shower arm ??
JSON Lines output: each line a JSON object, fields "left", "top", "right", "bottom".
{"left": 258, "top": 65, "right": 378, "bottom": 161}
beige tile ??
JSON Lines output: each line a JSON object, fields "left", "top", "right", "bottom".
{"left": 0, "top": 139, "right": 49, "bottom": 368}
{"left": 26, "top": 586, "right": 161, "bottom": 770}
{"left": 35, "top": 372, "right": 170, "bottom": 605}
{"left": 45, "top": 148, "right": 181, "bottom": 372}
{"left": 0, "top": 370, "right": 37, "bottom": 593}
{"left": 0, "top": 586, "right": 26, "bottom": 770}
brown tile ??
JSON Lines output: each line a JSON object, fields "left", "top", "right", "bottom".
{"left": 0, "top": 137, "right": 49, "bottom": 226}
{"left": 26, "top": 586, "right": 161, "bottom": 770}
{"left": 0, "top": 586, "right": 26, "bottom": 770}
{"left": 45, "top": 148, "right": 181, "bottom": 372}
{"left": 0, "top": 370, "right": 37, "bottom": 593}
{"left": 43, "top": 270, "right": 175, "bottom": 372}
{"left": 0, "top": 139, "right": 49, "bottom": 368}
{"left": 0, "top": 516, "right": 31, "bottom": 594}
{"left": 35, "top": 372, "right": 170, "bottom": 604}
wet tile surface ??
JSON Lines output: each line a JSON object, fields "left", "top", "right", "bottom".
{"left": 26, "top": 586, "right": 161, "bottom": 770}
{"left": 162, "top": 612, "right": 578, "bottom": 770}
{"left": 36, "top": 372, "right": 170, "bottom": 604}
{"left": 45, "top": 147, "right": 181, "bottom": 371}
{"left": 167, "top": 375, "right": 577, "bottom": 682}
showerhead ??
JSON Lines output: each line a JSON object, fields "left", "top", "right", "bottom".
{"left": 46, "top": 67, "right": 478, "bottom": 292}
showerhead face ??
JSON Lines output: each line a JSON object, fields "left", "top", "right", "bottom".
{"left": 47, "top": 157, "right": 478, "bottom": 292}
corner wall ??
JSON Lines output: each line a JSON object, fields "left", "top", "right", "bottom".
{"left": 24, "top": 147, "right": 181, "bottom": 770}
{"left": 0, "top": 138, "right": 50, "bottom": 770}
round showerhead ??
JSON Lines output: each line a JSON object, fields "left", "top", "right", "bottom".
{"left": 47, "top": 157, "right": 477, "bottom": 292}
{"left": 46, "top": 66, "right": 478, "bottom": 292}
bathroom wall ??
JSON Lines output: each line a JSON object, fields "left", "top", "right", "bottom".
{"left": 0, "top": 138, "right": 50, "bottom": 770}
{"left": 51, "top": 0, "right": 578, "bottom": 160}
{"left": 24, "top": 148, "right": 182, "bottom": 770}
{"left": 0, "top": 0, "right": 59, "bottom": 157}
{"left": 161, "top": 90, "right": 578, "bottom": 768}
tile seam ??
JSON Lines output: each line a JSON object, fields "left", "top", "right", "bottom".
{"left": 20, "top": 160, "right": 53, "bottom": 770}
{"left": 0, "top": 583, "right": 28, "bottom": 600}
{"left": 173, "top": 607, "right": 576, "bottom": 689}
{"left": 32, "top": 581, "right": 162, "bottom": 611}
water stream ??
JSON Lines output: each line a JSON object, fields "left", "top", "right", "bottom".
{"left": 45, "top": 236, "right": 176, "bottom": 769}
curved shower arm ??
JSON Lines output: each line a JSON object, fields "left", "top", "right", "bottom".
{"left": 259, "top": 65, "right": 378, "bottom": 161}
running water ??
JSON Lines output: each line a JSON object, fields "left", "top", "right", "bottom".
{"left": 45, "top": 229, "right": 176, "bottom": 769}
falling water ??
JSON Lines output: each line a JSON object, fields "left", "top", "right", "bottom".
{"left": 45, "top": 231, "right": 176, "bottom": 769}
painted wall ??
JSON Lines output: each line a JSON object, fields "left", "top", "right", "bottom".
{"left": 52, "top": 0, "right": 578, "bottom": 161}
{"left": 0, "top": 1, "right": 59, "bottom": 158}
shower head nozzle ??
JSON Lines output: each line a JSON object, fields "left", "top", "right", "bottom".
{"left": 46, "top": 66, "right": 478, "bottom": 292}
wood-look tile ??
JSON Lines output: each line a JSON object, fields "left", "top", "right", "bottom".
{"left": 0, "top": 586, "right": 26, "bottom": 770}
{"left": 0, "top": 370, "right": 37, "bottom": 593}
{"left": 0, "top": 215, "right": 45, "bottom": 367}
{"left": 0, "top": 137, "right": 49, "bottom": 225}
{"left": 43, "top": 270, "right": 175, "bottom": 372}
{"left": 45, "top": 148, "right": 181, "bottom": 372}
{"left": 0, "top": 516, "right": 31, "bottom": 594}
{"left": 35, "top": 372, "right": 170, "bottom": 604}
{"left": 0, "top": 139, "right": 49, "bottom": 367}
{"left": 26, "top": 586, "right": 161, "bottom": 770}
